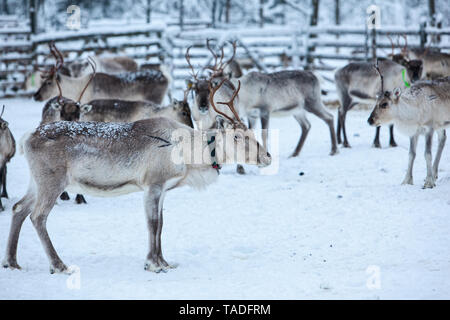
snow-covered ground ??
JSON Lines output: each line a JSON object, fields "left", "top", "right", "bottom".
{"left": 0, "top": 97, "right": 449, "bottom": 299}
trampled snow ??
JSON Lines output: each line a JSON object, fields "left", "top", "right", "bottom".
{"left": 0, "top": 98, "right": 449, "bottom": 299}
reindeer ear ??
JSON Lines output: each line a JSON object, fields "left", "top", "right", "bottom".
{"left": 81, "top": 104, "right": 92, "bottom": 113}
{"left": 50, "top": 102, "right": 61, "bottom": 111}
{"left": 0, "top": 122, "right": 8, "bottom": 129}
{"left": 393, "top": 87, "right": 402, "bottom": 98}
{"left": 172, "top": 99, "right": 180, "bottom": 109}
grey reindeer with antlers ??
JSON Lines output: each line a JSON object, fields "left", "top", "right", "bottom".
{"left": 2, "top": 78, "right": 271, "bottom": 274}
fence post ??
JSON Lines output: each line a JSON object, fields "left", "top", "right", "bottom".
{"left": 29, "top": 0, "right": 38, "bottom": 34}
{"left": 371, "top": 26, "right": 376, "bottom": 61}
{"left": 179, "top": 0, "right": 184, "bottom": 30}
{"left": 364, "top": 23, "right": 369, "bottom": 61}
{"left": 146, "top": 0, "right": 152, "bottom": 23}
{"left": 419, "top": 22, "right": 426, "bottom": 49}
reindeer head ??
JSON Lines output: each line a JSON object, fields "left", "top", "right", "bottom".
{"left": 209, "top": 78, "right": 271, "bottom": 167}
{"left": 387, "top": 34, "right": 423, "bottom": 82}
{"left": 41, "top": 96, "right": 81, "bottom": 123}
{"left": 169, "top": 97, "right": 194, "bottom": 128}
{"left": 368, "top": 63, "right": 402, "bottom": 127}
{"left": 185, "top": 40, "right": 238, "bottom": 128}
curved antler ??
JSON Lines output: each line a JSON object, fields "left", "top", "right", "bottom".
{"left": 77, "top": 56, "right": 96, "bottom": 103}
{"left": 207, "top": 40, "right": 237, "bottom": 78}
{"left": 185, "top": 46, "right": 199, "bottom": 82}
{"left": 209, "top": 79, "right": 242, "bottom": 126}
{"left": 374, "top": 59, "right": 384, "bottom": 93}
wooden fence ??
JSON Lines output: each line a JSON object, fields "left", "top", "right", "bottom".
{"left": 1, "top": 21, "right": 449, "bottom": 98}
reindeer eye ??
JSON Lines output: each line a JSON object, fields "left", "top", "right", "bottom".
{"left": 181, "top": 111, "right": 187, "bottom": 116}
{"left": 381, "top": 103, "right": 388, "bottom": 109}
{"left": 46, "top": 81, "right": 52, "bottom": 85}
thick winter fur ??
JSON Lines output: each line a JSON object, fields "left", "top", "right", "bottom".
{"left": 0, "top": 117, "right": 16, "bottom": 211}
{"left": 334, "top": 59, "right": 418, "bottom": 148}
{"left": 67, "top": 56, "right": 138, "bottom": 77}
{"left": 33, "top": 69, "right": 169, "bottom": 105}
{"left": 2, "top": 117, "right": 270, "bottom": 273}
{"left": 368, "top": 76, "right": 450, "bottom": 188}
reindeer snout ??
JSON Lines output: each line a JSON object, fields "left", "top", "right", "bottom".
{"left": 33, "top": 91, "right": 42, "bottom": 101}
{"left": 367, "top": 116, "right": 375, "bottom": 126}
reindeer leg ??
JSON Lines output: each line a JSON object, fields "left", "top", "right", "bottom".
{"left": 60, "top": 191, "right": 70, "bottom": 201}
{"left": 260, "top": 111, "right": 270, "bottom": 151}
{"left": 0, "top": 165, "right": 7, "bottom": 198}
{"left": 290, "top": 113, "right": 311, "bottom": 157}
{"left": 389, "top": 125, "right": 397, "bottom": 147}
{"left": 75, "top": 194, "right": 87, "bottom": 204}
{"left": 372, "top": 127, "right": 382, "bottom": 148}
{"left": 144, "top": 184, "right": 174, "bottom": 273}
{"left": 30, "top": 187, "right": 69, "bottom": 274}
{"left": 402, "top": 134, "right": 419, "bottom": 185}
{"left": 306, "top": 101, "right": 338, "bottom": 155}
{"left": 423, "top": 129, "right": 436, "bottom": 189}
{"left": 433, "top": 129, "right": 446, "bottom": 180}
{"left": 336, "top": 109, "right": 342, "bottom": 144}
{"left": 340, "top": 108, "right": 351, "bottom": 148}
{"left": 2, "top": 188, "right": 36, "bottom": 270}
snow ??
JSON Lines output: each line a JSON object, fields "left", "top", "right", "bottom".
{"left": 0, "top": 97, "right": 449, "bottom": 299}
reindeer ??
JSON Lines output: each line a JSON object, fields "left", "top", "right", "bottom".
{"left": 33, "top": 43, "right": 169, "bottom": 105}
{"left": 335, "top": 56, "right": 422, "bottom": 148}
{"left": 368, "top": 70, "right": 450, "bottom": 188}
{"left": 389, "top": 34, "right": 449, "bottom": 81}
{"left": 0, "top": 106, "right": 16, "bottom": 212}
{"left": 66, "top": 55, "right": 138, "bottom": 77}
{"left": 42, "top": 96, "right": 194, "bottom": 128}
{"left": 2, "top": 80, "right": 271, "bottom": 274}
{"left": 187, "top": 40, "right": 338, "bottom": 158}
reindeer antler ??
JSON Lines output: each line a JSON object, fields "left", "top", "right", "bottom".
{"left": 400, "top": 34, "right": 408, "bottom": 56}
{"left": 374, "top": 59, "right": 384, "bottom": 93}
{"left": 185, "top": 46, "right": 199, "bottom": 82}
{"left": 77, "top": 56, "right": 96, "bottom": 103}
{"left": 1, "top": 105, "right": 5, "bottom": 118}
{"left": 208, "top": 40, "right": 237, "bottom": 78}
{"left": 209, "top": 79, "right": 242, "bottom": 126}
{"left": 386, "top": 33, "right": 395, "bottom": 56}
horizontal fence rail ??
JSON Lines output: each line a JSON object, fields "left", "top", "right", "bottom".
{"left": 1, "top": 22, "right": 449, "bottom": 99}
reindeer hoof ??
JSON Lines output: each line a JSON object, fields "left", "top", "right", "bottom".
{"left": 75, "top": 194, "right": 87, "bottom": 204}
{"left": 423, "top": 180, "right": 436, "bottom": 189}
{"left": 2, "top": 259, "right": 21, "bottom": 270}
{"left": 1, "top": 192, "right": 8, "bottom": 199}
{"left": 372, "top": 142, "right": 382, "bottom": 149}
{"left": 236, "top": 165, "right": 246, "bottom": 175}
{"left": 390, "top": 141, "right": 398, "bottom": 147}
{"left": 144, "top": 257, "right": 176, "bottom": 273}
{"left": 60, "top": 192, "right": 70, "bottom": 201}
{"left": 49, "top": 263, "right": 69, "bottom": 274}
{"left": 342, "top": 142, "right": 351, "bottom": 148}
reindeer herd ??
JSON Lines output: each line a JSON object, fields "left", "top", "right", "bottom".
{"left": 0, "top": 36, "right": 449, "bottom": 274}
